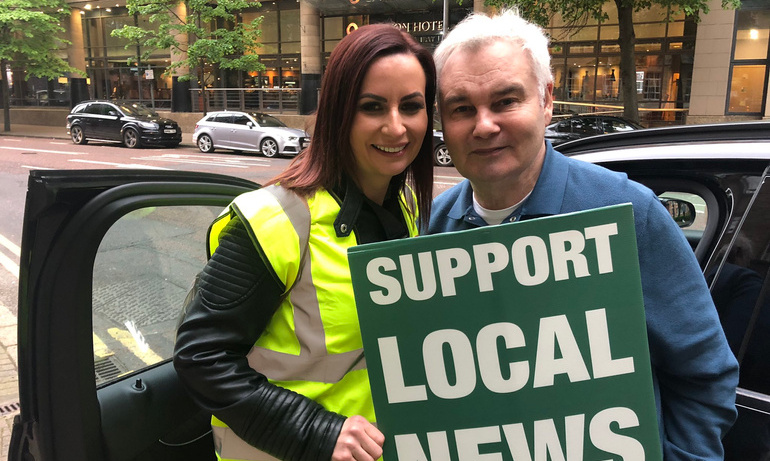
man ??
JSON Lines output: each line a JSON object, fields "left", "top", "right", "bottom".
{"left": 429, "top": 10, "right": 739, "bottom": 460}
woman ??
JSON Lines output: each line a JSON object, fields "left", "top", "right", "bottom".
{"left": 174, "top": 24, "right": 435, "bottom": 461}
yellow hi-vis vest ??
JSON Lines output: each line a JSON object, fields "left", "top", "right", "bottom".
{"left": 206, "top": 185, "right": 418, "bottom": 461}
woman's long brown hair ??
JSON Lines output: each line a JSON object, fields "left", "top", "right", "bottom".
{"left": 268, "top": 23, "right": 436, "bottom": 228}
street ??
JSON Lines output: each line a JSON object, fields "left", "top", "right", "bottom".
{"left": 0, "top": 134, "right": 464, "bottom": 317}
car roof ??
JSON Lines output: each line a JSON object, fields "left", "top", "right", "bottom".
{"left": 208, "top": 110, "right": 269, "bottom": 116}
{"left": 557, "top": 121, "right": 770, "bottom": 162}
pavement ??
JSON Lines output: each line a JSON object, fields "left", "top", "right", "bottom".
{"left": 0, "top": 123, "right": 67, "bottom": 459}
{"left": 0, "top": 123, "right": 70, "bottom": 140}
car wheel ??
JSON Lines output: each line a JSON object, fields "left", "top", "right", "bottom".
{"left": 70, "top": 125, "right": 87, "bottom": 145}
{"left": 434, "top": 143, "right": 452, "bottom": 166}
{"left": 260, "top": 138, "right": 279, "bottom": 158}
{"left": 123, "top": 128, "right": 141, "bottom": 149}
{"left": 197, "top": 134, "right": 214, "bottom": 153}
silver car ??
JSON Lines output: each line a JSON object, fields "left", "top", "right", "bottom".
{"left": 192, "top": 111, "right": 310, "bottom": 157}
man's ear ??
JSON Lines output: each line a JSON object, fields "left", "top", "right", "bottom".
{"left": 543, "top": 82, "right": 554, "bottom": 126}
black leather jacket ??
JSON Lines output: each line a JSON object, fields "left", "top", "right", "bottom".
{"left": 173, "top": 179, "right": 410, "bottom": 461}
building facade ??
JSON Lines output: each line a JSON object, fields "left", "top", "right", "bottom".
{"left": 5, "top": 0, "right": 769, "bottom": 124}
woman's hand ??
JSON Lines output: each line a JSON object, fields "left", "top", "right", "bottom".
{"left": 331, "top": 415, "right": 385, "bottom": 461}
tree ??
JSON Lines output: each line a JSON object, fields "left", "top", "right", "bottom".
{"left": 0, "top": 0, "right": 82, "bottom": 132}
{"left": 111, "top": 0, "right": 265, "bottom": 102}
{"left": 484, "top": 0, "right": 741, "bottom": 122}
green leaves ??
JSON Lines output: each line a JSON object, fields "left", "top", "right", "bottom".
{"left": 111, "top": 0, "right": 265, "bottom": 81}
{"left": 0, "top": 0, "right": 83, "bottom": 80}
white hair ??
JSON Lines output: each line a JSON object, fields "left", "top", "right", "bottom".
{"left": 434, "top": 9, "right": 553, "bottom": 104}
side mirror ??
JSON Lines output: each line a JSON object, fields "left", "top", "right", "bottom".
{"left": 660, "top": 198, "right": 696, "bottom": 228}
{"left": 108, "top": 110, "right": 119, "bottom": 117}
{"left": 247, "top": 121, "right": 254, "bottom": 128}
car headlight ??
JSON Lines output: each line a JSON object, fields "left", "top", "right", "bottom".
{"left": 138, "top": 121, "right": 158, "bottom": 130}
{"left": 288, "top": 136, "right": 297, "bottom": 141}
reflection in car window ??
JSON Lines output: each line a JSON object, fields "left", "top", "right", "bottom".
{"left": 214, "top": 114, "right": 233, "bottom": 124}
{"left": 708, "top": 177, "right": 770, "bottom": 460}
{"left": 555, "top": 121, "right": 571, "bottom": 133}
{"left": 117, "top": 103, "right": 158, "bottom": 117}
{"left": 84, "top": 104, "right": 104, "bottom": 115}
{"left": 92, "top": 205, "right": 222, "bottom": 386}
{"left": 232, "top": 114, "right": 251, "bottom": 125}
{"left": 708, "top": 179, "right": 770, "bottom": 395}
{"left": 251, "top": 113, "right": 286, "bottom": 127}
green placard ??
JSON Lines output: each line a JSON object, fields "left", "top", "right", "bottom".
{"left": 348, "top": 204, "right": 662, "bottom": 461}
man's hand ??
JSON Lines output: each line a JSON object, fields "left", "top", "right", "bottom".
{"left": 331, "top": 415, "right": 385, "bottom": 461}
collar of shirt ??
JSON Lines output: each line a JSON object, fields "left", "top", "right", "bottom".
{"left": 447, "top": 141, "right": 568, "bottom": 226}
{"left": 331, "top": 175, "right": 409, "bottom": 243}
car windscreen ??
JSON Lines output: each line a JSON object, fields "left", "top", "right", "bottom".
{"left": 118, "top": 103, "right": 158, "bottom": 117}
{"left": 250, "top": 113, "right": 286, "bottom": 127}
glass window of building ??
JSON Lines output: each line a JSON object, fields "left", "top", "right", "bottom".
{"left": 728, "top": 8, "right": 770, "bottom": 114}
{"left": 550, "top": 5, "right": 694, "bottom": 125}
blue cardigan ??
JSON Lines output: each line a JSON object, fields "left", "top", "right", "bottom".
{"left": 428, "top": 143, "right": 739, "bottom": 460}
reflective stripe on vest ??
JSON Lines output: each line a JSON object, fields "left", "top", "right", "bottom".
{"left": 208, "top": 185, "right": 418, "bottom": 461}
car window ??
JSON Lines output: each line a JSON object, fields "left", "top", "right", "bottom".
{"left": 603, "top": 119, "right": 636, "bottom": 133}
{"left": 118, "top": 103, "right": 157, "bottom": 117}
{"left": 84, "top": 104, "right": 104, "bottom": 115}
{"left": 252, "top": 113, "right": 286, "bottom": 127}
{"left": 571, "top": 118, "right": 594, "bottom": 135}
{"left": 213, "top": 114, "right": 233, "bottom": 124}
{"left": 92, "top": 205, "right": 222, "bottom": 386}
{"left": 707, "top": 177, "right": 770, "bottom": 396}
{"left": 554, "top": 121, "right": 571, "bottom": 133}
{"left": 232, "top": 114, "right": 251, "bottom": 126}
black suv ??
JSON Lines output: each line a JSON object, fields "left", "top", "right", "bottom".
{"left": 66, "top": 100, "right": 182, "bottom": 148}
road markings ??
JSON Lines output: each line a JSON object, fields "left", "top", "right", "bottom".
{"left": 93, "top": 333, "right": 111, "bottom": 358}
{"left": 0, "top": 146, "right": 86, "bottom": 155}
{"left": 134, "top": 153, "right": 272, "bottom": 169}
{"left": 0, "top": 234, "right": 19, "bottom": 279}
{"left": 108, "top": 325, "right": 163, "bottom": 365}
{"left": 21, "top": 165, "right": 54, "bottom": 170}
{"left": 68, "top": 159, "right": 170, "bottom": 170}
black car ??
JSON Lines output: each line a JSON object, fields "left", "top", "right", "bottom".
{"left": 433, "top": 130, "right": 452, "bottom": 166}
{"left": 545, "top": 114, "right": 643, "bottom": 146}
{"left": 66, "top": 100, "right": 182, "bottom": 148}
{"left": 9, "top": 122, "right": 770, "bottom": 460}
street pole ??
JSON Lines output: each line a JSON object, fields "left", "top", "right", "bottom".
{"left": 443, "top": 0, "right": 449, "bottom": 37}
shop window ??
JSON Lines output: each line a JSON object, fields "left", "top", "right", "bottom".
{"left": 567, "top": 26, "right": 598, "bottom": 41}
{"left": 727, "top": 9, "right": 770, "bottom": 114}
{"left": 635, "top": 42, "right": 662, "bottom": 52}
{"left": 633, "top": 8, "right": 667, "bottom": 23}
{"left": 733, "top": 10, "right": 770, "bottom": 60}
{"left": 566, "top": 58, "right": 596, "bottom": 101}
{"left": 636, "top": 22, "right": 667, "bottom": 39}
{"left": 667, "top": 21, "right": 685, "bottom": 37}
{"left": 324, "top": 16, "right": 343, "bottom": 39}
{"left": 599, "top": 25, "right": 618, "bottom": 40}
{"left": 601, "top": 44, "right": 621, "bottom": 53}
{"left": 728, "top": 65, "right": 767, "bottom": 113}
{"left": 552, "top": 65, "right": 566, "bottom": 101}
{"left": 643, "top": 71, "right": 662, "bottom": 99}
{"left": 280, "top": 9, "right": 300, "bottom": 43}
{"left": 568, "top": 44, "right": 594, "bottom": 54}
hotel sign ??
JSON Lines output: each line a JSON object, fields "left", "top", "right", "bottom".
{"left": 394, "top": 20, "right": 443, "bottom": 34}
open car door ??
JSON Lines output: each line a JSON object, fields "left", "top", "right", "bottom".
{"left": 9, "top": 169, "right": 258, "bottom": 461}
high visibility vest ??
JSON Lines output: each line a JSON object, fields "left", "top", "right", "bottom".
{"left": 206, "top": 185, "right": 418, "bottom": 461}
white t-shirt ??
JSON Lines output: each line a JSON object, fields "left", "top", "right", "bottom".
{"left": 472, "top": 192, "right": 531, "bottom": 225}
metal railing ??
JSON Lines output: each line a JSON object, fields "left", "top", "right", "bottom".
{"left": 553, "top": 100, "right": 688, "bottom": 127}
{"left": 190, "top": 87, "right": 301, "bottom": 114}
